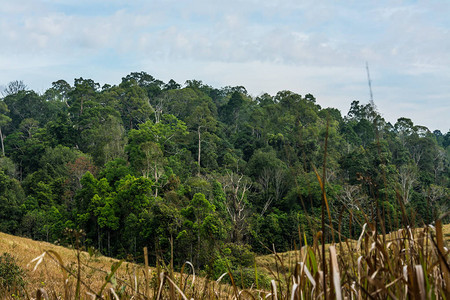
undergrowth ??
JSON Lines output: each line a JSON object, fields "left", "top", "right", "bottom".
{"left": 0, "top": 219, "right": 446, "bottom": 299}
{"left": 0, "top": 252, "right": 26, "bottom": 296}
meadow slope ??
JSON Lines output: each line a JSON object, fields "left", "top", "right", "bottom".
{"left": 1, "top": 223, "right": 449, "bottom": 298}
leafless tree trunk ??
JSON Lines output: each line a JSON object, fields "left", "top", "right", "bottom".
{"left": 0, "top": 127, "right": 4, "bottom": 156}
{"left": 423, "top": 184, "right": 445, "bottom": 205}
{"left": 423, "top": 184, "right": 447, "bottom": 220}
{"left": 433, "top": 149, "right": 446, "bottom": 181}
{"left": 153, "top": 161, "right": 165, "bottom": 198}
{"left": 337, "top": 184, "right": 370, "bottom": 212}
{"left": 80, "top": 96, "right": 84, "bottom": 116}
{"left": 140, "top": 142, "right": 165, "bottom": 197}
{"left": 221, "top": 172, "right": 251, "bottom": 243}
{"left": 1, "top": 80, "right": 27, "bottom": 96}
{"left": 258, "top": 168, "right": 273, "bottom": 216}
{"left": 410, "top": 144, "right": 424, "bottom": 165}
{"left": 258, "top": 168, "right": 287, "bottom": 216}
{"left": 197, "top": 126, "right": 202, "bottom": 176}
{"left": 108, "top": 231, "right": 111, "bottom": 256}
{"left": 398, "top": 164, "right": 417, "bottom": 204}
{"left": 154, "top": 94, "right": 168, "bottom": 123}
{"left": 273, "top": 168, "right": 286, "bottom": 203}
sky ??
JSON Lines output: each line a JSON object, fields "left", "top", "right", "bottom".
{"left": 1, "top": 0, "right": 449, "bottom": 132}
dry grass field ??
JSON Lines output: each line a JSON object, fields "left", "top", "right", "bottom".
{"left": 256, "top": 223, "right": 450, "bottom": 276}
{"left": 0, "top": 223, "right": 449, "bottom": 299}
{"left": 0, "top": 231, "right": 145, "bottom": 298}
{"left": 0, "top": 231, "right": 238, "bottom": 299}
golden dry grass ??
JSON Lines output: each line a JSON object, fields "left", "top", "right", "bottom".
{"left": 253, "top": 222, "right": 450, "bottom": 299}
{"left": 256, "top": 223, "right": 450, "bottom": 278}
{"left": 0, "top": 231, "right": 143, "bottom": 297}
{"left": 0, "top": 223, "right": 449, "bottom": 298}
{"left": 0, "top": 232, "right": 241, "bottom": 299}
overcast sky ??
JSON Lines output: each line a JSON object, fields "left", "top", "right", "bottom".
{"left": 1, "top": 0, "right": 449, "bottom": 131}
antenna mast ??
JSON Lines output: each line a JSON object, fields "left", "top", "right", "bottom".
{"left": 366, "top": 62, "right": 375, "bottom": 107}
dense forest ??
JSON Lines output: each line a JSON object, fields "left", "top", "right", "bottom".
{"left": 0, "top": 72, "right": 448, "bottom": 279}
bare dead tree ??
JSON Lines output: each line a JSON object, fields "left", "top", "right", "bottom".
{"left": 19, "top": 118, "right": 39, "bottom": 138}
{"left": 258, "top": 168, "right": 273, "bottom": 216}
{"left": 257, "top": 167, "right": 288, "bottom": 216}
{"left": 0, "top": 102, "right": 11, "bottom": 156}
{"left": 410, "top": 143, "right": 425, "bottom": 166}
{"left": 153, "top": 94, "right": 170, "bottom": 123}
{"left": 2, "top": 80, "right": 27, "bottom": 96}
{"left": 423, "top": 184, "right": 446, "bottom": 205}
{"left": 337, "top": 184, "right": 370, "bottom": 212}
{"left": 220, "top": 171, "right": 251, "bottom": 243}
{"left": 140, "top": 142, "right": 165, "bottom": 197}
{"left": 433, "top": 148, "right": 446, "bottom": 181}
{"left": 273, "top": 168, "right": 286, "bottom": 203}
{"left": 398, "top": 163, "right": 417, "bottom": 204}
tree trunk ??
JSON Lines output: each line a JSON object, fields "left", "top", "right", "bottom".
{"left": 197, "top": 126, "right": 201, "bottom": 176}
{"left": 108, "top": 231, "right": 111, "bottom": 256}
{"left": 98, "top": 225, "right": 101, "bottom": 251}
{"left": 154, "top": 163, "right": 159, "bottom": 198}
{"left": 0, "top": 126, "right": 4, "bottom": 156}
{"left": 80, "top": 96, "right": 84, "bottom": 116}
{"left": 170, "top": 235, "right": 174, "bottom": 273}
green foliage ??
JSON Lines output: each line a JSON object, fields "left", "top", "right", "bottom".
{"left": 0, "top": 156, "right": 16, "bottom": 177}
{"left": 0, "top": 72, "right": 447, "bottom": 279}
{"left": 99, "top": 158, "right": 133, "bottom": 187}
{"left": 0, "top": 171, "right": 25, "bottom": 234}
{"left": 210, "top": 243, "right": 258, "bottom": 287}
{"left": 0, "top": 253, "right": 26, "bottom": 293}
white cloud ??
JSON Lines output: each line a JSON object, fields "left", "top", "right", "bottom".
{"left": 0, "top": 0, "right": 449, "bottom": 131}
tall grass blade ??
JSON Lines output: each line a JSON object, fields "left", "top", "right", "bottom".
{"left": 216, "top": 272, "right": 228, "bottom": 283}
{"left": 356, "top": 223, "right": 367, "bottom": 252}
{"left": 185, "top": 261, "right": 196, "bottom": 287}
{"left": 45, "top": 250, "right": 69, "bottom": 298}
{"left": 329, "top": 245, "right": 342, "bottom": 300}
{"left": 435, "top": 220, "right": 450, "bottom": 296}
{"left": 307, "top": 246, "right": 318, "bottom": 275}
{"left": 98, "top": 260, "right": 123, "bottom": 296}
{"left": 165, "top": 273, "right": 189, "bottom": 300}
{"left": 300, "top": 262, "right": 316, "bottom": 298}
{"left": 299, "top": 262, "right": 316, "bottom": 287}
{"left": 312, "top": 166, "right": 333, "bottom": 232}
{"left": 357, "top": 256, "right": 364, "bottom": 300}
{"left": 255, "top": 258, "right": 259, "bottom": 290}
{"left": 156, "top": 272, "right": 165, "bottom": 300}
{"left": 270, "top": 279, "right": 278, "bottom": 300}
{"left": 414, "top": 265, "right": 426, "bottom": 300}
{"left": 143, "top": 247, "right": 150, "bottom": 299}
{"left": 290, "top": 282, "right": 298, "bottom": 300}
{"left": 227, "top": 271, "right": 240, "bottom": 299}
{"left": 109, "top": 287, "right": 120, "bottom": 300}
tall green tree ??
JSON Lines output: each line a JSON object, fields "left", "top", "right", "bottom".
{"left": 0, "top": 171, "right": 25, "bottom": 233}
{"left": 0, "top": 102, "right": 11, "bottom": 156}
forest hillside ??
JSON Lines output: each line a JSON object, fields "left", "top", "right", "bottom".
{"left": 0, "top": 73, "right": 448, "bottom": 283}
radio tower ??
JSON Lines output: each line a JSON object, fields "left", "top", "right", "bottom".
{"left": 366, "top": 62, "right": 375, "bottom": 108}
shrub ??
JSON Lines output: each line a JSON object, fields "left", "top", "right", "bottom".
{"left": 0, "top": 252, "right": 26, "bottom": 293}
